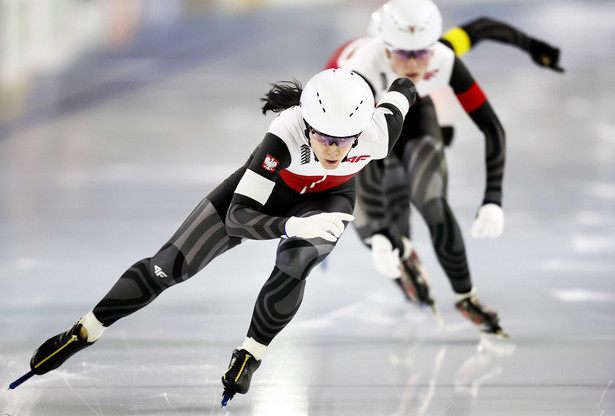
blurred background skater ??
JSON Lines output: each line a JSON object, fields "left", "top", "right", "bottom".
{"left": 17, "top": 69, "right": 416, "bottom": 407}
{"left": 324, "top": 0, "right": 563, "bottom": 338}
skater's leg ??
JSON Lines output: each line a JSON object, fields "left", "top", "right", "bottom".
{"left": 246, "top": 216, "right": 344, "bottom": 349}
{"left": 30, "top": 166, "right": 246, "bottom": 376}
{"left": 397, "top": 97, "right": 469, "bottom": 293}
{"left": 93, "top": 198, "right": 239, "bottom": 325}
{"left": 354, "top": 157, "right": 409, "bottom": 251}
{"left": 365, "top": 159, "right": 435, "bottom": 302}
{"left": 403, "top": 135, "right": 504, "bottom": 333}
{"left": 221, "top": 244, "right": 332, "bottom": 397}
{"left": 247, "top": 266, "right": 306, "bottom": 349}
{"left": 354, "top": 159, "right": 392, "bottom": 242}
{"left": 354, "top": 158, "right": 408, "bottom": 282}
{"left": 403, "top": 134, "right": 472, "bottom": 294}
{"left": 356, "top": 99, "right": 438, "bottom": 300}
{"left": 382, "top": 156, "right": 412, "bottom": 243}
{"left": 222, "top": 195, "right": 352, "bottom": 398}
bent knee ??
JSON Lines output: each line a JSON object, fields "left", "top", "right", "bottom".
{"left": 419, "top": 197, "right": 450, "bottom": 225}
{"left": 275, "top": 240, "right": 322, "bottom": 280}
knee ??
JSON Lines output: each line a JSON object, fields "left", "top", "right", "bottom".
{"left": 275, "top": 240, "right": 322, "bottom": 280}
{"left": 149, "top": 243, "right": 188, "bottom": 287}
{"left": 419, "top": 197, "right": 449, "bottom": 225}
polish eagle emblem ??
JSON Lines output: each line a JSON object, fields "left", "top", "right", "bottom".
{"left": 262, "top": 154, "right": 279, "bottom": 172}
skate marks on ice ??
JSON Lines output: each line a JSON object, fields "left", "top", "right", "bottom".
{"left": 288, "top": 291, "right": 445, "bottom": 338}
{"left": 0, "top": 369, "right": 89, "bottom": 416}
{"left": 596, "top": 378, "right": 613, "bottom": 416}
{"left": 0, "top": 386, "right": 40, "bottom": 416}
{"left": 1, "top": 367, "right": 106, "bottom": 416}
{"left": 385, "top": 336, "right": 516, "bottom": 415}
{"left": 60, "top": 370, "right": 105, "bottom": 416}
{"left": 290, "top": 291, "right": 508, "bottom": 341}
{"left": 388, "top": 345, "right": 447, "bottom": 416}
{"left": 1, "top": 351, "right": 225, "bottom": 415}
{"left": 275, "top": 294, "right": 519, "bottom": 415}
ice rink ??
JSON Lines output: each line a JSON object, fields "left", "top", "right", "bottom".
{"left": 1, "top": 0, "right": 614, "bottom": 415}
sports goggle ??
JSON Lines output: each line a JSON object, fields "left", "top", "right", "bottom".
{"left": 309, "top": 127, "right": 360, "bottom": 148}
{"left": 387, "top": 47, "right": 432, "bottom": 61}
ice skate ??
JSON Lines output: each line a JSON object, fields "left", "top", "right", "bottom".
{"left": 221, "top": 348, "right": 261, "bottom": 406}
{"left": 30, "top": 322, "right": 95, "bottom": 376}
{"left": 397, "top": 250, "right": 444, "bottom": 328}
{"left": 398, "top": 249, "right": 432, "bottom": 305}
{"left": 455, "top": 292, "right": 509, "bottom": 339}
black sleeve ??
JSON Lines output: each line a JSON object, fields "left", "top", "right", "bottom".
{"left": 450, "top": 17, "right": 564, "bottom": 72}
{"left": 449, "top": 58, "right": 505, "bottom": 206}
{"left": 458, "top": 17, "right": 533, "bottom": 50}
{"left": 378, "top": 78, "right": 417, "bottom": 154}
{"left": 225, "top": 133, "right": 293, "bottom": 240}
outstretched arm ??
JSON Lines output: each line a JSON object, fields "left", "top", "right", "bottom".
{"left": 376, "top": 77, "right": 417, "bottom": 154}
{"left": 449, "top": 57, "right": 506, "bottom": 238}
{"left": 441, "top": 17, "right": 564, "bottom": 72}
{"left": 449, "top": 57, "right": 505, "bottom": 207}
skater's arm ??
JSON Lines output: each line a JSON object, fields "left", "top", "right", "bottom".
{"left": 225, "top": 133, "right": 292, "bottom": 240}
{"left": 449, "top": 58, "right": 505, "bottom": 207}
{"left": 440, "top": 17, "right": 563, "bottom": 72}
{"left": 376, "top": 78, "right": 417, "bottom": 154}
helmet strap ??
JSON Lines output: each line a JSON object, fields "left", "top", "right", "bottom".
{"left": 303, "top": 120, "right": 320, "bottom": 161}
{"left": 303, "top": 119, "right": 312, "bottom": 145}
{"left": 303, "top": 120, "right": 320, "bottom": 162}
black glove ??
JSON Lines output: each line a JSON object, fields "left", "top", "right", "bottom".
{"left": 388, "top": 78, "right": 418, "bottom": 107}
{"left": 529, "top": 39, "right": 564, "bottom": 73}
{"left": 441, "top": 125, "right": 454, "bottom": 147}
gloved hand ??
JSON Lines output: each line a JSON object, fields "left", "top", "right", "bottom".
{"left": 285, "top": 212, "right": 354, "bottom": 242}
{"left": 370, "top": 234, "right": 402, "bottom": 278}
{"left": 387, "top": 77, "right": 418, "bottom": 107}
{"left": 529, "top": 39, "right": 564, "bottom": 73}
{"left": 471, "top": 203, "right": 504, "bottom": 239}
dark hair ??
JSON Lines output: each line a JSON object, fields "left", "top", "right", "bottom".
{"left": 260, "top": 79, "right": 303, "bottom": 115}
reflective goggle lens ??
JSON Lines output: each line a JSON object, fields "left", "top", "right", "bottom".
{"left": 389, "top": 48, "right": 432, "bottom": 61}
{"left": 309, "top": 127, "right": 359, "bottom": 147}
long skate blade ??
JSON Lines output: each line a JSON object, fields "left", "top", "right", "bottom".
{"left": 8, "top": 370, "right": 34, "bottom": 390}
{"left": 480, "top": 328, "right": 510, "bottom": 341}
{"left": 430, "top": 302, "right": 445, "bottom": 330}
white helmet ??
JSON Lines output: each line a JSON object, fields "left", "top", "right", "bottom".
{"left": 374, "top": 0, "right": 442, "bottom": 50}
{"left": 300, "top": 68, "right": 374, "bottom": 138}
{"left": 367, "top": 7, "right": 382, "bottom": 38}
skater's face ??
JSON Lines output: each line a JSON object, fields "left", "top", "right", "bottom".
{"left": 308, "top": 128, "right": 356, "bottom": 170}
{"left": 386, "top": 47, "right": 434, "bottom": 84}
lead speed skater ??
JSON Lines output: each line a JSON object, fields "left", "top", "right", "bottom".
{"left": 10, "top": 69, "right": 417, "bottom": 407}
{"left": 324, "top": 0, "right": 564, "bottom": 338}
